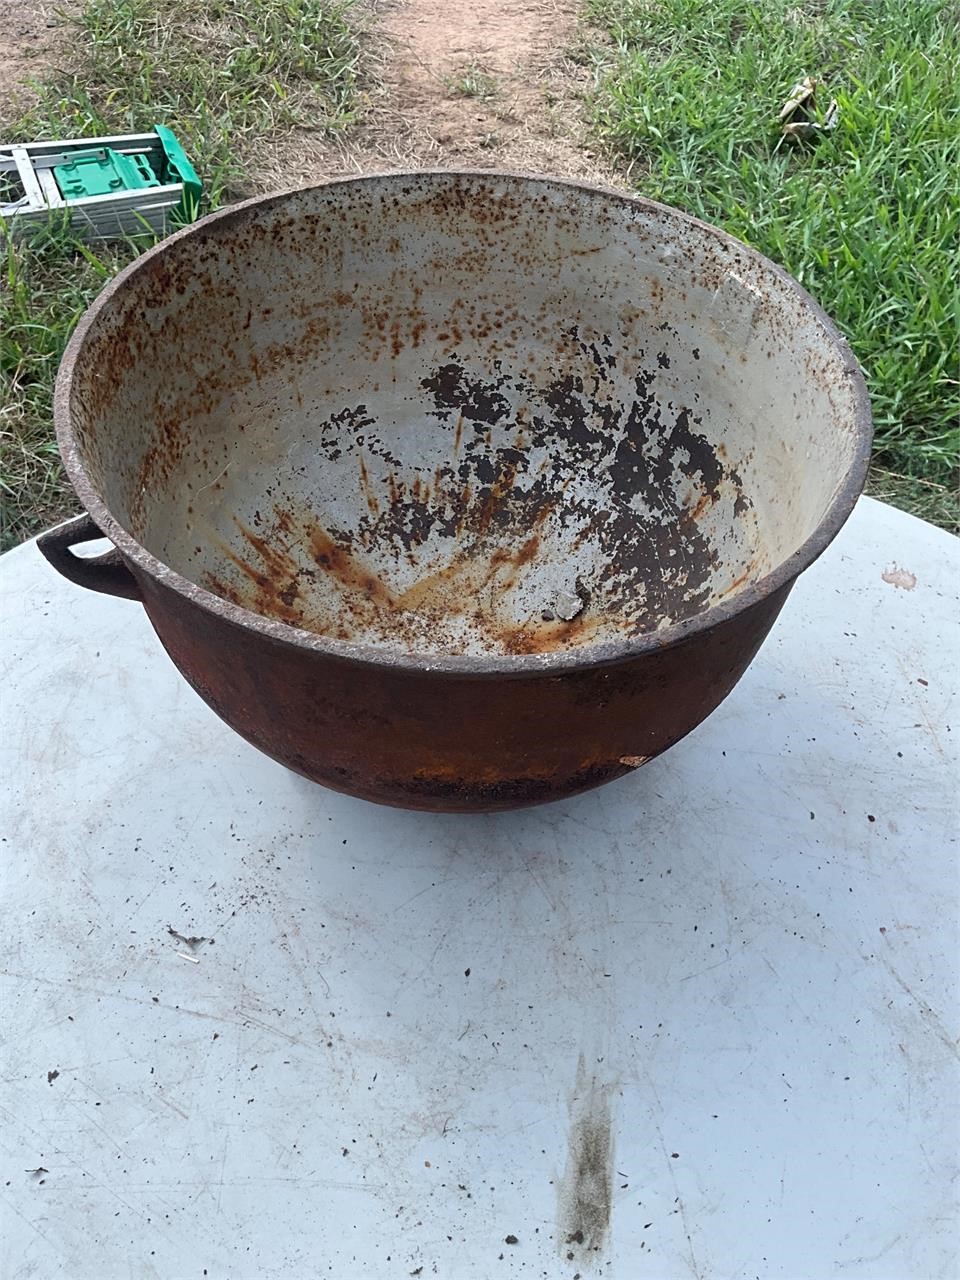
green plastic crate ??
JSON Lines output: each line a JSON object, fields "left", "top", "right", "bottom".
{"left": 154, "top": 124, "right": 202, "bottom": 222}
{"left": 1, "top": 124, "right": 203, "bottom": 240}
{"left": 54, "top": 148, "right": 161, "bottom": 201}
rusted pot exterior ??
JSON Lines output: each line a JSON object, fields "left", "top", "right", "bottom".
{"left": 40, "top": 173, "right": 871, "bottom": 811}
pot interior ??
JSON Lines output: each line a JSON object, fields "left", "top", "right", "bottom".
{"left": 65, "top": 174, "right": 866, "bottom": 657}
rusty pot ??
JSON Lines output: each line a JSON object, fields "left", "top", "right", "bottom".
{"left": 39, "top": 173, "right": 871, "bottom": 811}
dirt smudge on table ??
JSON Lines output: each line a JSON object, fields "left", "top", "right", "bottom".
{"left": 557, "top": 1055, "right": 614, "bottom": 1262}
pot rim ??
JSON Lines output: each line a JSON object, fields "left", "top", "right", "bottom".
{"left": 53, "top": 170, "right": 873, "bottom": 676}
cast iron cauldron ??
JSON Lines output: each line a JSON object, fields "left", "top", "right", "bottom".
{"left": 39, "top": 173, "right": 872, "bottom": 810}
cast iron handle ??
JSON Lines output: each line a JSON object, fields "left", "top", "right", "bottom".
{"left": 37, "top": 513, "right": 141, "bottom": 601}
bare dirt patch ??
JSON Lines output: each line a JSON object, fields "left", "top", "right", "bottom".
{"left": 0, "top": 0, "right": 72, "bottom": 109}
{"left": 252, "top": 0, "right": 615, "bottom": 189}
{"left": 1, "top": 0, "right": 612, "bottom": 189}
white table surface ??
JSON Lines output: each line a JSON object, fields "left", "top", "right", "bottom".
{"left": 1, "top": 495, "right": 957, "bottom": 1280}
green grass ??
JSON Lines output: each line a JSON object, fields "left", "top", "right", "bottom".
{"left": 1, "top": 0, "right": 361, "bottom": 550}
{"left": 445, "top": 63, "right": 499, "bottom": 100}
{"left": 586, "top": 0, "right": 959, "bottom": 531}
{"left": 0, "top": 225, "right": 132, "bottom": 547}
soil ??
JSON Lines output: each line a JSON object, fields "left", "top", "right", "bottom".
{"left": 0, "top": 0, "right": 71, "bottom": 108}
{"left": 1, "top": 0, "right": 616, "bottom": 189}
{"left": 250, "top": 0, "right": 616, "bottom": 190}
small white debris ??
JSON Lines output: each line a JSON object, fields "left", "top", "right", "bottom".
{"left": 176, "top": 951, "right": 200, "bottom": 964}
{"left": 778, "top": 75, "right": 839, "bottom": 142}
{"left": 779, "top": 75, "right": 816, "bottom": 122}
{"left": 553, "top": 589, "right": 584, "bottom": 621}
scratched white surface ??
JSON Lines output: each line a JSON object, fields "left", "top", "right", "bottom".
{"left": 1, "top": 495, "right": 957, "bottom": 1280}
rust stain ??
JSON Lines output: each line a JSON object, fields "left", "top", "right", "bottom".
{"left": 688, "top": 490, "right": 716, "bottom": 523}
{"left": 720, "top": 562, "right": 756, "bottom": 598}
{"left": 498, "top": 611, "right": 604, "bottom": 656}
{"left": 308, "top": 524, "right": 392, "bottom": 605}
{"left": 202, "top": 573, "right": 243, "bottom": 606}
{"left": 514, "top": 533, "right": 540, "bottom": 568}
{"left": 204, "top": 501, "right": 605, "bottom": 657}
{"left": 215, "top": 520, "right": 305, "bottom": 625}
{"left": 235, "top": 520, "right": 293, "bottom": 579}
{"left": 358, "top": 455, "right": 380, "bottom": 516}
{"left": 392, "top": 534, "right": 558, "bottom": 649}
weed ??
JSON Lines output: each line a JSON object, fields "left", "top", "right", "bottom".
{"left": 446, "top": 63, "right": 498, "bottom": 101}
